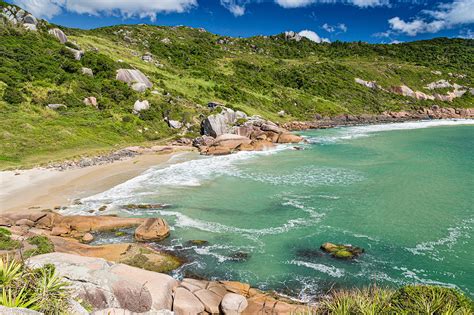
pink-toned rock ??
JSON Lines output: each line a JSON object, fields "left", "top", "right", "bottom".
{"left": 173, "top": 287, "right": 205, "bottom": 315}
{"left": 221, "top": 293, "right": 248, "bottom": 315}
{"left": 134, "top": 218, "right": 170, "bottom": 242}
{"left": 194, "top": 289, "right": 222, "bottom": 314}
{"left": 391, "top": 85, "right": 415, "bottom": 98}
{"left": 82, "top": 233, "right": 94, "bottom": 244}
{"left": 277, "top": 133, "right": 303, "bottom": 144}
{"left": 84, "top": 97, "right": 98, "bottom": 108}
{"left": 15, "top": 219, "right": 35, "bottom": 227}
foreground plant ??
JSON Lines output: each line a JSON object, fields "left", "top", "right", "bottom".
{"left": 316, "top": 285, "right": 473, "bottom": 315}
{"left": 0, "top": 256, "right": 71, "bottom": 314}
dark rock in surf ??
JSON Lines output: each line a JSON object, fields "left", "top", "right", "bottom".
{"left": 320, "top": 242, "right": 364, "bottom": 260}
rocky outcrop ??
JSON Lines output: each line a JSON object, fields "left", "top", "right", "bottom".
{"left": 390, "top": 85, "right": 415, "bottom": 98}
{"left": 48, "top": 28, "right": 68, "bottom": 44}
{"left": 283, "top": 107, "right": 474, "bottom": 131}
{"left": 26, "top": 252, "right": 311, "bottom": 314}
{"left": 284, "top": 31, "right": 303, "bottom": 42}
{"left": 28, "top": 253, "right": 179, "bottom": 312}
{"left": 1, "top": 5, "right": 38, "bottom": 31}
{"left": 197, "top": 109, "right": 303, "bottom": 156}
{"left": 134, "top": 218, "right": 170, "bottom": 242}
{"left": 355, "top": 77, "right": 472, "bottom": 102}
{"left": 116, "top": 69, "right": 153, "bottom": 90}
{"left": 201, "top": 108, "right": 247, "bottom": 137}
{"left": 0, "top": 211, "right": 156, "bottom": 239}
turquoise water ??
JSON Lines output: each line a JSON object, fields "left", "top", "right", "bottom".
{"left": 69, "top": 120, "right": 474, "bottom": 300}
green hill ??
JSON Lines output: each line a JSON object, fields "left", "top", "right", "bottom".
{"left": 0, "top": 0, "right": 473, "bottom": 168}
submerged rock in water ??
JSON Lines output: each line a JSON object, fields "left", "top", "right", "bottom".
{"left": 320, "top": 242, "right": 364, "bottom": 259}
{"left": 185, "top": 240, "right": 209, "bottom": 247}
{"left": 295, "top": 248, "right": 324, "bottom": 260}
{"left": 123, "top": 204, "right": 167, "bottom": 210}
{"left": 229, "top": 251, "right": 251, "bottom": 261}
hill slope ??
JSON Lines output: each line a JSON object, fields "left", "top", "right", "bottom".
{"left": 0, "top": 0, "right": 473, "bottom": 168}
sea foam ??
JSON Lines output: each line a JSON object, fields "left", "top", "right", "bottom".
{"left": 308, "top": 119, "right": 474, "bottom": 144}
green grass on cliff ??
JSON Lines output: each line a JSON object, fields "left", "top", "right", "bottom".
{"left": 0, "top": 0, "right": 473, "bottom": 168}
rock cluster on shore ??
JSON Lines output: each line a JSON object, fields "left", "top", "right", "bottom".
{"left": 283, "top": 106, "right": 474, "bottom": 130}
{"left": 194, "top": 107, "right": 304, "bottom": 155}
{"left": 26, "top": 253, "right": 312, "bottom": 315}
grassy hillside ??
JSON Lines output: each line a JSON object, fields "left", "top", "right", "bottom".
{"left": 0, "top": 1, "right": 473, "bottom": 168}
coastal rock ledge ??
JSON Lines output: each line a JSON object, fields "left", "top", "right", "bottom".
{"left": 27, "top": 253, "right": 312, "bottom": 314}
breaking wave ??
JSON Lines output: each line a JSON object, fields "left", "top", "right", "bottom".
{"left": 289, "top": 260, "right": 345, "bottom": 278}
{"left": 307, "top": 119, "right": 474, "bottom": 144}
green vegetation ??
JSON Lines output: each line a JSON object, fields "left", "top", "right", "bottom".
{"left": 122, "top": 247, "right": 182, "bottom": 273}
{"left": 0, "top": 0, "right": 473, "bottom": 169}
{"left": 0, "top": 228, "right": 20, "bottom": 251}
{"left": 317, "top": 285, "right": 473, "bottom": 314}
{"left": 0, "top": 257, "right": 71, "bottom": 313}
{"left": 23, "top": 236, "right": 55, "bottom": 258}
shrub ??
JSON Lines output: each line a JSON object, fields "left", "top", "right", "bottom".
{"left": 0, "top": 257, "right": 71, "bottom": 313}
{"left": 0, "top": 228, "right": 21, "bottom": 251}
{"left": 390, "top": 285, "right": 473, "bottom": 314}
{"left": 23, "top": 236, "right": 55, "bottom": 258}
{"left": 2, "top": 85, "right": 25, "bottom": 105}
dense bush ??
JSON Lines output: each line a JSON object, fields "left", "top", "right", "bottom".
{"left": 0, "top": 258, "right": 71, "bottom": 313}
{"left": 317, "top": 285, "right": 473, "bottom": 314}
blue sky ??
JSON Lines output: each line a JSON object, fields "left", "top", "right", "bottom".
{"left": 8, "top": 0, "right": 474, "bottom": 43}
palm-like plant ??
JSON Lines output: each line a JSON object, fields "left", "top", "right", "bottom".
{"left": 0, "top": 256, "right": 22, "bottom": 286}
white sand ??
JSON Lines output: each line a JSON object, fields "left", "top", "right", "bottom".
{"left": 0, "top": 149, "right": 195, "bottom": 213}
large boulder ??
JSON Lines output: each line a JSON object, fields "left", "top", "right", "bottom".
{"left": 277, "top": 133, "right": 303, "bottom": 144}
{"left": 213, "top": 134, "right": 252, "bottom": 149}
{"left": 134, "top": 218, "right": 170, "bottom": 242}
{"left": 221, "top": 293, "right": 248, "bottom": 315}
{"left": 390, "top": 85, "right": 415, "bottom": 98}
{"left": 48, "top": 28, "right": 68, "bottom": 43}
{"left": 66, "top": 47, "right": 84, "bottom": 61}
{"left": 172, "top": 287, "right": 205, "bottom": 315}
{"left": 201, "top": 108, "right": 247, "bottom": 137}
{"left": 82, "top": 67, "right": 94, "bottom": 76}
{"left": 133, "top": 100, "right": 150, "bottom": 113}
{"left": 116, "top": 69, "right": 153, "bottom": 89}
{"left": 27, "top": 253, "right": 179, "bottom": 312}
{"left": 84, "top": 96, "right": 98, "bottom": 108}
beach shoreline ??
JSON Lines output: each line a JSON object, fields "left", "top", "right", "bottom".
{"left": 0, "top": 148, "right": 197, "bottom": 214}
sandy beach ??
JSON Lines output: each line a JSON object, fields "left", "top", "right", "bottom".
{"left": 0, "top": 148, "right": 196, "bottom": 214}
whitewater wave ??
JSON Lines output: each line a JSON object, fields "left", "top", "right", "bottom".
{"left": 307, "top": 119, "right": 474, "bottom": 144}
{"left": 155, "top": 210, "right": 320, "bottom": 241}
{"left": 406, "top": 218, "right": 473, "bottom": 261}
{"left": 237, "top": 166, "right": 364, "bottom": 187}
{"left": 64, "top": 148, "right": 286, "bottom": 213}
{"left": 289, "top": 260, "right": 345, "bottom": 278}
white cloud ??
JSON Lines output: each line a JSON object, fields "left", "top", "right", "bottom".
{"left": 387, "top": 0, "right": 474, "bottom": 36}
{"left": 322, "top": 23, "right": 347, "bottom": 33}
{"left": 275, "top": 0, "right": 388, "bottom": 8}
{"left": 388, "top": 17, "right": 444, "bottom": 36}
{"left": 298, "top": 29, "right": 330, "bottom": 43}
{"left": 13, "top": 0, "right": 197, "bottom": 21}
{"left": 220, "top": 0, "right": 246, "bottom": 16}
